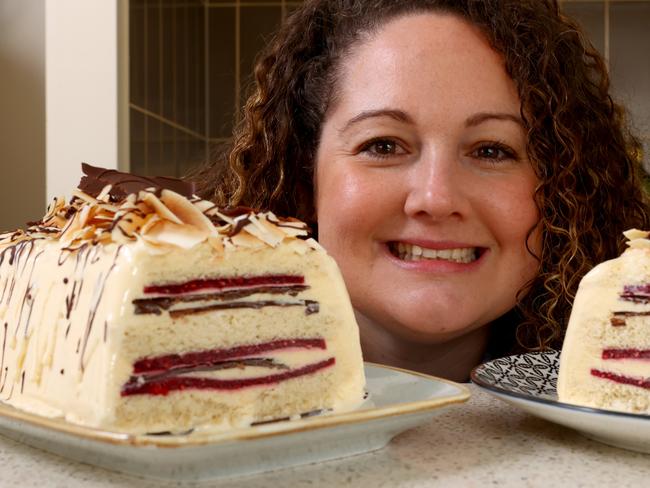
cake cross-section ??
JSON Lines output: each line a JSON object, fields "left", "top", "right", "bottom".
{"left": 0, "top": 164, "right": 366, "bottom": 433}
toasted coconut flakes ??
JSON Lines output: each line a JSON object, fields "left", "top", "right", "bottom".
{"left": 111, "top": 225, "right": 133, "bottom": 244}
{"left": 77, "top": 205, "right": 93, "bottom": 228}
{"left": 140, "top": 192, "right": 183, "bottom": 225}
{"left": 257, "top": 215, "right": 291, "bottom": 242}
{"left": 208, "top": 235, "right": 224, "bottom": 255}
{"left": 243, "top": 215, "right": 285, "bottom": 247}
{"left": 142, "top": 220, "right": 208, "bottom": 249}
{"left": 60, "top": 211, "right": 84, "bottom": 244}
{"left": 231, "top": 232, "right": 265, "bottom": 249}
{"left": 140, "top": 214, "right": 161, "bottom": 234}
{"left": 624, "top": 229, "right": 650, "bottom": 241}
{"left": 71, "top": 189, "right": 99, "bottom": 204}
{"left": 628, "top": 239, "right": 650, "bottom": 250}
{"left": 212, "top": 210, "right": 235, "bottom": 225}
{"left": 160, "top": 189, "right": 216, "bottom": 235}
{"left": 287, "top": 239, "right": 309, "bottom": 255}
{"left": 193, "top": 200, "right": 217, "bottom": 212}
{"left": 305, "top": 238, "right": 322, "bottom": 250}
{"left": 52, "top": 216, "right": 67, "bottom": 228}
{"left": 97, "top": 202, "right": 119, "bottom": 214}
{"left": 96, "top": 184, "right": 112, "bottom": 202}
{"left": 9, "top": 181, "right": 313, "bottom": 255}
{"left": 43, "top": 197, "right": 65, "bottom": 221}
{"left": 223, "top": 237, "right": 235, "bottom": 251}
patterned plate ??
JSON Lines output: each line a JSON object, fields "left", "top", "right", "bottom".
{"left": 471, "top": 351, "right": 650, "bottom": 454}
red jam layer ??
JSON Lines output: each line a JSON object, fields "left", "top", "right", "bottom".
{"left": 132, "top": 338, "right": 327, "bottom": 375}
{"left": 143, "top": 275, "right": 305, "bottom": 295}
{"left": 591, "top": 369, "right": 650, "bottom": 389}
{"left": 602, "top": 349, "right": 650, "bottom": 360}
{"left": 121, "top": 357, "right": 335, "bottom": 396}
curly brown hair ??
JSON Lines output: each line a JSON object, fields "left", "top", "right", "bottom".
{"left": 194, "top": 0, "right": 650, "bottom": 352}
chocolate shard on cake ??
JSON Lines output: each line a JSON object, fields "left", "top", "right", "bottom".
{"left": 0, "top": 165, "right": 365, "bottom": 434}
{"left": 558, "top": 229, "right": 650, "bottom": 414}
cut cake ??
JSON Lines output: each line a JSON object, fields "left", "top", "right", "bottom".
{"left": 558, "top": 229, "right": 650, "bottom": 414}
{"left": 0, "top": 164, "right": 365, "bottom": 433}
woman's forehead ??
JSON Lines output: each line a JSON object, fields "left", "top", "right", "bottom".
{"left": 330, "top": 13, "right": 520, "bottom": 128}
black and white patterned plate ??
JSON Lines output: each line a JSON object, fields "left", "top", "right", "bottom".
{"left": 471, "top": 351, "right": 650, "bottom": 453}
{"left": 471, "top": 350, "right": 559, "bottom": 399}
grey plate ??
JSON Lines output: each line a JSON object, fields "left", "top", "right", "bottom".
{"left": 471, "top": 351, "right": 650, "bottom": 453}
{"left": 0, "top": 362, "right": 469, "bottom": 481}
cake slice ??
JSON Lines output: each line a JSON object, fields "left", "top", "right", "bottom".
{"left": 0, "top": 164, "right": 365, "bottom": 433}
{"left": 557, "top": 229, "right": 650, "bottom": 414}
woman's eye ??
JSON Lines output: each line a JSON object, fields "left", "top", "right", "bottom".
{"left": 359, "top": 138, "right": 405, "bottom": 158}
{"left": 472, "top": 143, "right": 517, "bottom": 162}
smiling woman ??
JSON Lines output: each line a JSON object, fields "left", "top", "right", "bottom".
{"left": 313, "top": 14, "right": 541, "bottom": 380}
{"left": 195, "top": 0, "right": 650, "bottom": 381}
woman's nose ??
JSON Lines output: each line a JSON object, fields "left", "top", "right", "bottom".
{"left": 402, "top": 150, "right": 465, "bottom": 221}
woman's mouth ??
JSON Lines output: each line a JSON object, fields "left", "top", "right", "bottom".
{"left": 388, "top": 242, "right": 484, "bottom": 263}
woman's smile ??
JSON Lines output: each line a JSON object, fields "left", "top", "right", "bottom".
{"left": 387, "top": 241, "right": 483, "bottom": 264}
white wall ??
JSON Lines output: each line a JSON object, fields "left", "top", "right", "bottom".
{"left": 0, "top": 0, "right": 46, "bottom": 230}
{"left": 45, "top": 0, "right": 129, "bottom": 202}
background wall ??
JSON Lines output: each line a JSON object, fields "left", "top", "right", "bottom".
{"left": 0, "top": 0, "right": 45, "bottom": 229}
{"left": 45, "top": 0, "right": 128, "bottom": 202}
{"left": 130, "top": 0, "right": 650, "bottom": 178}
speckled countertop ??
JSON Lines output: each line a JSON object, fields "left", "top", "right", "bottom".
{"left": 1, "top": 385, "right": 649, "bottom": 488}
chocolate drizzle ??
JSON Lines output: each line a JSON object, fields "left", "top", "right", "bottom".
{"left": 79, "top": 245, "right": 122, "bottom": 372}
{"left": 20, "top": 250, "right": 44, "bottom": 337}
{"left": 228, "top": 217, "right": 252, "bottom": 237}
{"left": 0, "top": 323, "right": 6, "bottom": 391}
{"left": 78, "top": 163, "right": 196, "bottom": 202}
{"left": 0, "top": 367, "right": 7, "bottom": 395}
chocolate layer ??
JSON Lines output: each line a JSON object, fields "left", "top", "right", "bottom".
{"left": 133, "top": 284, "right": 309, "bottom": 315}
{"left": 129, "top": 357, "right": 288, "bottom": 384}
{"left": 168, "top": 299, "right": 319, "bottom": 318}
{"left": 143, "top": 275, "right": 305, "bottom": 295}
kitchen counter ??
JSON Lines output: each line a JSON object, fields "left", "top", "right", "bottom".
{"left": 1, "top": 385, "right": 648, "bottom": 487}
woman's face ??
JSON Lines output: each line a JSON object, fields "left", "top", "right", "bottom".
{"left": 315, "top": 13, "right": 541, "bottom": 344}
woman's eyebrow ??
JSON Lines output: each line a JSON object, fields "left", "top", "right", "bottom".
{"left": 465, "top": 112, "right": 523, "bottom": 128}
{"left": 339, "top": 109, "right": 414, "bottom": 134}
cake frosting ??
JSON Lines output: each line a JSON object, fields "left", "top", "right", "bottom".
{"left": 0, "top": 164, "right": 366, "bottom": 433}
{"left": 557, "top": 229, "right": 650, "bottom": 414}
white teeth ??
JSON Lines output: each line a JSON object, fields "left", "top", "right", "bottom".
{"left": 394, "top": 243, "right": 477, "bottom": 263}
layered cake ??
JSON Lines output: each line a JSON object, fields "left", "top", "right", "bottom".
{"left": 0, "top": 164, "right": 365, "bottom": 433}
{"left": 558, "top": 229, "right": 650, "bottom": 414}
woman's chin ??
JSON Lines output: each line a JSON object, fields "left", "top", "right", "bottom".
{"left": 357, "top": 309, "right": 489, "bottom": 345}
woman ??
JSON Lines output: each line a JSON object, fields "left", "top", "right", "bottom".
{"left": 196, "top": 0, "right": 650, "bottom": 381}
